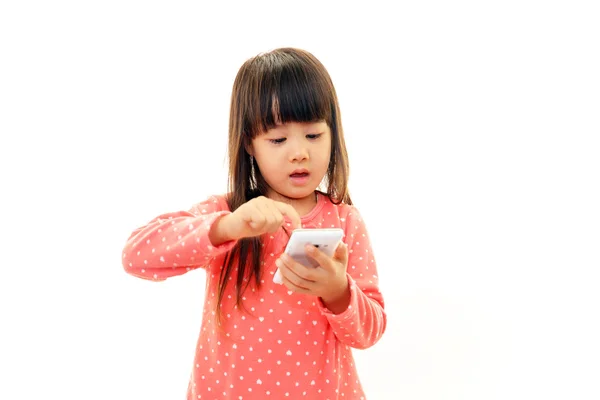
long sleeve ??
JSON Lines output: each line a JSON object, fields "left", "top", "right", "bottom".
{"left": 317, "top": 206, "right": 387, "bottom": 349}
{"left": 122, "top": 195, "right": 237, "bottom": 281}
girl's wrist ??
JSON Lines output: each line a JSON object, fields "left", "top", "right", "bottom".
{"left": 209, "top": 214, "right": 235, "bottom": 246}
{"left": 320, "top": 279, "right": 351, "bottom": 314}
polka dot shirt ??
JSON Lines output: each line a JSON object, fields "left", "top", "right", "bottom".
{"left": 122, "top": 192, "right": 386, "bottom": 399}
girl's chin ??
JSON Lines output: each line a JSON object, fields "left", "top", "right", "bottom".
{"left": 267, "top": 187, "right": 316, "bottom": 202}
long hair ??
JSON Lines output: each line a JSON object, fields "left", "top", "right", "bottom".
{"left": 217, "top": 48, "right": 352, "bottom": 322}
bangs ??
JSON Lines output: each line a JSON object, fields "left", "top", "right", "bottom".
{"left": 243, "top": 51, "right": 333, "bottom": 137}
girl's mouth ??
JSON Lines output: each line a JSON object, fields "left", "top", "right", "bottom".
{"left": 289, "top": 172, "right": 310, "bottom": 185}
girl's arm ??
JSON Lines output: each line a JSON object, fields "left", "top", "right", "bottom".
{"left": 317, "top": 206, "right": 387, "bottom": 349}
{"left": 121, "top": 195, "right": 237, "bottom": 281}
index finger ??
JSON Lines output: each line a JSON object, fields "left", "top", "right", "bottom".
{"left": 273, "top": 202, "right": 301, "bottom": 230}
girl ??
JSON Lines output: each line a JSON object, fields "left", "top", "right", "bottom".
{"left": 122, "top": 47, "right": 386, "bottom": 399}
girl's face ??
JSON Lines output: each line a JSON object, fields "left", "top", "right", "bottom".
{"left": 249, "top": 121, "right": 332, "bottom": 205}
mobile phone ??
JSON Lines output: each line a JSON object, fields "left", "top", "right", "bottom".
{"left": 273, "top": 228, "right": 344, "bottom": 285}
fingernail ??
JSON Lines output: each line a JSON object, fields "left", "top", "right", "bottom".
{"left": 306, "top": 244, "right": 315, "bottom": 253}
{"left": 275, "top": 259, "right": 282, "bottom": 267}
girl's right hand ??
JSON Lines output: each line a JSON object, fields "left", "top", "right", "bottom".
{"left": 211, "top": 196, "right": 302, "bottom": 243}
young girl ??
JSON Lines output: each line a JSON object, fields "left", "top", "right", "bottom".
{"left": 122, "top": 47, "right": 386, "bottom": 399}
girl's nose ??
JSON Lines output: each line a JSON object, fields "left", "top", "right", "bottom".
{"left": 290, "top": 145, "right": 309, "bottom": 162}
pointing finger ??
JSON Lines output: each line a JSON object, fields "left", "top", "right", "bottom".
{"left": 274, "top": 202, "right": 301, "bottom": 230}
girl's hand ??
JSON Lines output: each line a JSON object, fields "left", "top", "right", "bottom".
{"left": 275, "top": 242, "right": 351, "bottom": 313}
{"left": 212, "top": 196, "right": 302, "bottom": 243}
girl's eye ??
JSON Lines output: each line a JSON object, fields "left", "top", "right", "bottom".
{"left": 269, "top": 134, "right": 321, "bottom": 144}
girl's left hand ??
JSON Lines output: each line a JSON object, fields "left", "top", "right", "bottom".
{"left": 275, "top": 242, "right": 350, "bottom": 307}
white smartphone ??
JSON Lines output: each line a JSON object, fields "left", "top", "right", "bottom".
{"left": 273, "top": 228, "right": 344, "bottom": 285}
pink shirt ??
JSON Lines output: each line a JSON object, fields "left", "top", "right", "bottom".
{"left": 122, "top": 192, "right": 386, "bottom": 399}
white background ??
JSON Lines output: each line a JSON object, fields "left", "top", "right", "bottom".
{"left": 1, "top": 1, "right": 599, "bottom": 399}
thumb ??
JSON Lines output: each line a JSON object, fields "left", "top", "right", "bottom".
{"left": 333, "top": 241, "right": 349, "bottom": 265}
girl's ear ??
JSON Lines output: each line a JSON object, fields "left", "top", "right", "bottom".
{"left": 245, "top": 142, "right": 254, "bottom": 156}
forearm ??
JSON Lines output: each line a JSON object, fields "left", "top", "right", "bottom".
{"left": 122, "top": 210, "right": 235, "bottom": 279}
